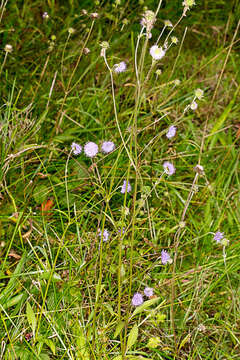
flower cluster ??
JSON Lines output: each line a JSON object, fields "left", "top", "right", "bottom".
{"left": 71, "top": 141, "right": 115, "bottom": 157}
{"left": 132, "top": 286, "right": 155, "bottom": 306}
{"left": 161, "top": 250, "right": 173, "bottom": 265}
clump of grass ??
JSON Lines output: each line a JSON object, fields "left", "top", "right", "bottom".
{"left": 0, "top": 1, "right": 239, "bottom": 359}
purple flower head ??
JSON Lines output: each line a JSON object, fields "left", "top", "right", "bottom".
{"left": 84, "top": 142, "right": 98, "bottom": 158}
{"left": 113, "top": 61, "right": 127, "bottom": 73}
{"left": 118, "top": 227, "right": 125, "bottom": 235}
{"left": 71, "top": 142, "right": 82, "bottom": 155}
{"left": 163, "top": 161, "right": 175, "bottom": 176}
{"left": 101, "top": 141, "right": 115, "bottom": 154}
{"left": 132, "top": 292, "right": 144, "bottom": 306}
{"left": 144, "top": 287, "right": 154, "bottom": 298}
{"left": 121, "top": 180, "right": 131, "bottom": 194}
{"left": 214, "top": 231, "right": 224, "bottom": 243}
{"left": 166, "top": 125, "right": 177, "bottom": 139}
{"left": 98, "top": 229, "right": 109, "bottom": 242}
{"left": 161, "top": 250, "right": 172, "bottom": 265}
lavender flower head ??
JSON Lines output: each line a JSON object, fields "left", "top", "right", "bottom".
{"left": 98, "top": 229, "right": 109, "bottom": 242}
{"left": 166, "top": 125, "right": 177, "bottom": 139}
{"left": 132, "top": 292, "right": 144, "bottom": 306}
{"left": 161, "top": 250, "right": 172, "bottom": 265}
{"left": 121, "top": 180, "right": 131, "bottom": 194}
{"left": 71, "top": 142, "right": 82, "bottom": 155}
{"left": 84, "top": 142, "right": 98, "bottom": 158}
{"left": 101, "top": 141, "right": 115, "bottom": 153}
{"left": 113, "top": 61, "right": 127, "bottom": 73}
{"left": 163, "top": 161, "right": 175, "bottom": 175}
{"left": 144, "top": 287, "right": 154, "bottom": 298}
{"left": 214, "top": 231, "right": 224, "bottom": 243}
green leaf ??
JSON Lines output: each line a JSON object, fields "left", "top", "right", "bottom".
{"left": 26, "top": 302, "right": 37, "bottom": 335}
{"left": 114, "top": 320, "right": 125, "bottom": 339}
{"left": 33, "top": 185, "right": 49, "bottom": 204}
{"left": 126, "top": 323, "right": 138, "bottom": 352}
{"left": 131, "top": 297, "right": 161, "bottom": 318}
{"left": 43, "top": 338, "right": 56, "bottom": 355}
{"left": 40, "top": 271, "right": 62, "bottom": 282}
{"left": 3, "top": 293, "right": 24, "bottom": 309}
{"left": 207, "top": 84, "right": 240, "bottom": 150}
{"left": 112, "top": 356, "right": 122, "bottom": 360}
{"left": 76, "top": 326, "right": 90, "bottom": 360}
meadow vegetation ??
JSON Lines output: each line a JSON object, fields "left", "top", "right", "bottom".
{"left": 0, "top": 0, "right": 240, "bottom": 359}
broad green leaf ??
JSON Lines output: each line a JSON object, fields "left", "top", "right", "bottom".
{"left": 26, "top": 302, "right": 37, "bottom": 335}
{"left": 114, "top": 320, "right": 125, "bottom": 339}
{"left": 131, "top": 297, "right": 161, "bottom": 317}
{"left": 126, "top": 323, "right": 138, "bottom": 352}
{"left": 76, "top": 326, "right": 90, "bottom": 360}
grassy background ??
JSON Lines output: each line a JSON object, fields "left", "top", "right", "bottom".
{"left": 0, "top": 0, "right": 240, "bottom": 359}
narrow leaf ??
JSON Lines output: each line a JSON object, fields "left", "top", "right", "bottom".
{"left": 114, "top": 320, "right": 125, "bottom": 339}
{"left": 26, "top": 302, "right": 37, "bottom": 335}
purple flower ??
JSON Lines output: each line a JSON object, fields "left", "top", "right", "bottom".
{"left": 98, "top": 229, "right": 109, "bottom": 242}
{"left": 161, "top": 250, "right": 172, "bottom": 265}
{"left": 163, "top": 161, "right": 175, "bottom": 176}
{"left": 144, "top": 287, "right": 154, "bottom": 298}
{"left": 113, "top": 61, "right": 127, "bottom": 73}
{"left": 71, "top": 142, "right": 82, "bottom": 155}
{"left": 132, "top": 293, "right": 144, "bottom": 306}
{"left": 214, "top": 231, "right": 224, "bottom": 243}
{"left": 121, "top": 180, "right": 131, "bottom": 194}
{"left": 84, "top": 142, "right": 98, "bottom": 158}
{"left": 166, "top": 125, "right": 177, "bottom": 139}
{"left": 101, "top": 141, "right": 115, "bottom": 153}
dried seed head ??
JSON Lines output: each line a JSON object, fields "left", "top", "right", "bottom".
{"left": 83, "top": 47, "right": 90, "bottom": 55}
{"left": 90, "top": 12, "right": 99, "bottom": 19}
{"left": 194, "top": 164, "right": 204, "bottom": 174}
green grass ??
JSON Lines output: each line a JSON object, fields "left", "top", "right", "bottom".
{"left": 0, "top": 0, "right": 240, "bottom": 359}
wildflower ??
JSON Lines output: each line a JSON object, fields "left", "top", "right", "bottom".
{"left": 4, "top": 44, "right": 13, "bottom": 53}
{"left": 113, "top": 61, "right": 127, "bottom": 73}
{"left": 132, "top": 293, "right": 144, "bottom": 306}
{"left": 163, "top": 161, "right": 175, "bottom": 175}
{"left": 84, "top": 142, "right": 98, "bottom": 158}
{"left": 121, "top": 180, "right": 132, "bottom": 194}
{"left": 174, "top": 79, "right": 180, "bottom": 86}
{"left": 42, "top": 12, "right": 49, "bottom": 19}
{"left": 82, "top": 9, "right": 88, "bottom": 15}
{"left": 166, "top": 125, "right": 177, "bottom": 139}
{"left": 118, "top": 227, "right": 125, "bottom": 235}
{"left": 156, "top": 69, "right": 162, "bottom": 76}
{"left": 98, "top": 228, "right": 109, "bottom": 242}
{"left": 83, "top": 47, "right": 90, "bottom": 55}
{"left": 164, "top": 20, "right": 173, "bottom": 27}
{"left": 171, "top": 36, "right": 178, "bottom": 44}
{"left": 194, "top": 164, "right": 204, "bottom": 175}
{"left": 71, "top": 142, "right": 82, "bottom": 155}
{"left": 161, "top": 250, "right": 172, "bottom": 265}
{"left": 140, "top": 10, "right": 156, "bottom": 33}
{"left": 68, "top": 27, "right": 75, "bottom": 34}
{"left": 144, "top": 287, "right": 154, "bottom": 298}
{"left": 214, "top": 231, "right": 224, "bottom": 243}
{"left": 90, "top": 12, "right": 99, "bottom": 19}
{"left": 150, "top": 45, "right": 165, "bottom": 60}
{"left": 182, "top": 0, "right": 196, "bottom": 7}
{"left": 190, "top": 101, "right": 198, "bottom": 110}
{"left": 195, "top": 88, "right": 204, "bottom": 100}
{"left": 101, "top": 141, "right": 115, "bottom": 153}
